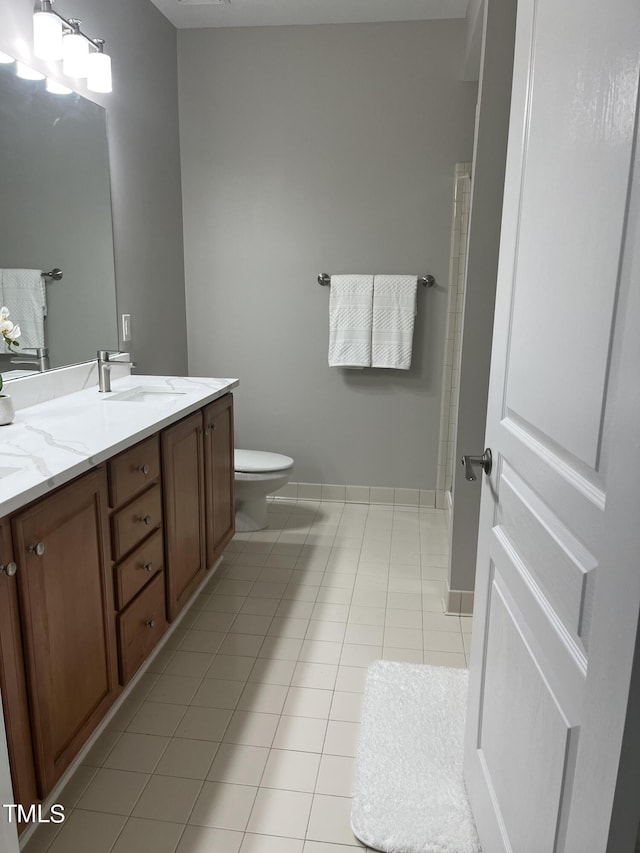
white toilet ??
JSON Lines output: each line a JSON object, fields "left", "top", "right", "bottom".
{"left": 234, "top": 449, "right": 294, "bottom": 532}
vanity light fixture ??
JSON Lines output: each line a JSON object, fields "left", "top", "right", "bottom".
{"left": 16, "top": 62, "right": 45, "bottom": 81}
{"left": 86, "top": 40, "right": 112, "bottom": 94}
{"left": 32, "top": 0, "right": 112, "bottom": 93}
{"left": 62, "top": 19, "right": 88, "bottom": 79}
{"left": 33, "top": 0, "right": 63, "bottom": 60}
{"left": 45, "top": 77, "right": 72, "bottom": 95}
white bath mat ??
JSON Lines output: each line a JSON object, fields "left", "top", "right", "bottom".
{"left": 351, "top": 661, "right": 481, "bottom": 853}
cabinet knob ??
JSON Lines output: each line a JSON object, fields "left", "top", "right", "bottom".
{"left": 141, "top": 515, "right": 152, "bottom": 526}
{"left": 143, "top": 561, "right": 154, "bottom": 573}
{"left": 209, "top": 423, "right": 217, "bottom": 431}
{"left": 204, "top": 428, "right": 210, "bottom": 436}
{"left": 145, "top": 618, "right": 156, "bottom": 628}
{"left": 28, "top": 542, "right": 46, "bottom": 557}
{"left": 138, "top": 464, "right": 150, "bottom": 475}
{"left": 0, "top": 562, "right": 17, "bottom": 577}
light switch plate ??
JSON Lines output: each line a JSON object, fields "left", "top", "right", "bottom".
{"left": 121, "top": 314, "right": 131, "bottom": 342}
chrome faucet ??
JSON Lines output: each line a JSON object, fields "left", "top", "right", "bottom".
{"left": 97, "top": 350, "right": 113, "bottom": 393}
{"left": 10, "top": 346, "right": 50, "bottom": 372}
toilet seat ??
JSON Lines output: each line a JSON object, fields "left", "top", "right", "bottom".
{"left": 235, "top": 449, "right": 294, "bottom": 473}
{"left": 234, "top": 449, "right": 294, "bottom": 532}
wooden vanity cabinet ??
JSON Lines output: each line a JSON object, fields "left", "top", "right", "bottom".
{"left": 162, "top": 394, "right": 236, "bottom": 622}
{"left": 0, "top": 391, "right": 235, "bottom": 807}
{"left": 162, "top": 410, "right": 207, "bottom": 621}
{"left": 204, "top": 394, "right": 235, "bottom": 569}
{"left": 108, "top": 433, "right": 168, "bottom": 685}
{"left": 12, "top": 467, "right": 119, "bottom": 796}
{"left": 0, "top": 519, "right": 38, "bottom": 833}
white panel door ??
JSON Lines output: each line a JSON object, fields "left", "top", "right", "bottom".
{"left": 464, "top": 0, "right": 640, "bottom": 851}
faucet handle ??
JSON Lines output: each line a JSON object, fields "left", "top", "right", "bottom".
{"left": 97, "top": 349, "right": 112, "bottom": 362}
{"left": 20, "top": 347, "right": 49, "bottom": 356}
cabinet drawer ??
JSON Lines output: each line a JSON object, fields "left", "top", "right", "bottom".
{"left": 114, "top": 528, "right": 164, "bottom": 610}
{"left": 117, "top": 572, "right": 167, "bottom": 685}
{"left": 111, "top": 484, "right": 162, "bottom": 560}
{"left": 108, "top": 434, "right": 161, "bottom": 508}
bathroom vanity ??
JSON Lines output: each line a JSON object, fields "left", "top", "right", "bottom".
{"left": 0, "top": 374, "right": 237, "bottom": 830}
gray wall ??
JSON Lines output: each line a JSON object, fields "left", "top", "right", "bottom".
{"left": 0, "top": 0, "right": 187, "bottom": 375}
{"left": 179, "top": 22, "right": 476, "bottom": 488}
{"left": 449, "top": 0, "right": 516, "bottom": 593}
{"left": 464, "top": 0, "right": 484, "bottom": 80}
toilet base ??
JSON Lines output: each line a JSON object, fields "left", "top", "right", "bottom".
{"left": 235, "top": 496, "right": 269, "bottom": 532}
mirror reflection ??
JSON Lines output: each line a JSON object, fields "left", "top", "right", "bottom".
{"left": 0, "top": 61, "right": 118, "bottom": 377}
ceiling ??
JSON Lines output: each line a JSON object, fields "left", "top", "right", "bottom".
{"left": 149, "top": 0, "right": 469, "bottom": 29}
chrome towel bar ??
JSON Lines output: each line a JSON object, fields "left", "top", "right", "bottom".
{"left": 317, "top": 273, "right": 434, "bottom": 287}
{"left": 41, "top": 268, "right": 63, "bottom": 281}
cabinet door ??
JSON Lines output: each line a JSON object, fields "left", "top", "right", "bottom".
{"left": 0, "top": 519, "right": 38, "bottom": 830}
{"left": 203, "top": 394, "right": 235, "bottom": 569}
{"left": 12, "top": 468, "right": 118, "bottom": 796}
{"left": 162, "top": 411, "right": 206, "bottom": 621}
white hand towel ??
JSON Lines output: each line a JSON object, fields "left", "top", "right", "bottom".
{"left": 328, "top": 274, "right": 374, "bottom": 368}
{"left": 0, "top": 269, "right": 47, "bottom": 350}
{"left": 371, "top": 274, "right": 418, "bottom": 369}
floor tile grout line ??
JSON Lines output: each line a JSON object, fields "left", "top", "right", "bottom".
{"left": 28, "top": 500, "right": 465, "bottom": 853}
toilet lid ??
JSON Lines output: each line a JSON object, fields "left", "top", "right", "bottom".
{"left": 235, "top": 449, "right": 294, "bottom": 473}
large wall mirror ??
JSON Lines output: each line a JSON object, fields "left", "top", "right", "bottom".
{"left": 0, "top": 62, "right": 118, "bottom": 376}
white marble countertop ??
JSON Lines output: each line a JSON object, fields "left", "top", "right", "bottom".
{"left": 0, "top": 374, "right": 239, "bottom": 517}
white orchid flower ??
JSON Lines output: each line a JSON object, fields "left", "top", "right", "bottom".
{"left": 1, "top": 307, "right": 21, "bottom": 355}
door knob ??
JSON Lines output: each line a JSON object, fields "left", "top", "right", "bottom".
{"left": 461, "top": 448, "right": 492, "bottom": 482}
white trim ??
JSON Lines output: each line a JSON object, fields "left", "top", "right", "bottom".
{"left": 0, "top": 692, "right": 19, "bottom": 853}
{"left": 446, "top": 584, "right": 475, "bottom": 615}
{"left": 271, "top": 482, "right": 436, "bottom": 508}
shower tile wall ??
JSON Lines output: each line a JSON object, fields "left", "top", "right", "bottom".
{"left": 436, "top": 163, "right": 472, "bottom": 511}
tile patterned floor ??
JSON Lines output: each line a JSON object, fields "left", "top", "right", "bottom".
{"left": 24, "top": 499, "right": 471, "bottom": 853}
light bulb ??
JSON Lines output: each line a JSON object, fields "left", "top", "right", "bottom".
{"left": 46, "top": 77, "right": 72, "bottom": 95}
{"left": 0, "top": 51, "right": 15, "bottom": 64}
{"left": 86, "top": 47, "right": 112, "bottom": 94}
{"left": 16, "top": 62, "right": 45, "bottom": 81}
{"left": 33, "top": 8, "right": 63, "bottom": 60}
{"left": 62, "top": 21, "right": 89, "bottom": 78}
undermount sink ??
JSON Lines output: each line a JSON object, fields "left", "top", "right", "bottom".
{"left": 106, "top": 386, "right": 189, "bottom": 403}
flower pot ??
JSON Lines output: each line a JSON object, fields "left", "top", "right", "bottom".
{"left": 0, "top": 395, "right": 15, "bottom": 425}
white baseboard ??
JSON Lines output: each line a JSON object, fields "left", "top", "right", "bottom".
{"left": 272, "top": 482, "right": 436, "bottom": 508}
{"left": 445, "top": 585, "right": 474, "bottom": 616}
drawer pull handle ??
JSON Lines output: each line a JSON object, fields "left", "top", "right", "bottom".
{"left": 138, "top": 464, "right": 151, "bottom": 475}
{"left": 141, "top": 515, "right": 152, "bottom": 526}
{"left": 143, "top": 561, "right": 154, "bottom": 572}
{"left": 0, "top": 562, "right": 17, "bottom": 576}
{"left": 28, "top": 542, "right": 46, "bottom": 557}
{"left": 145, "top": 618, "right": 156, "bottom": 628}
